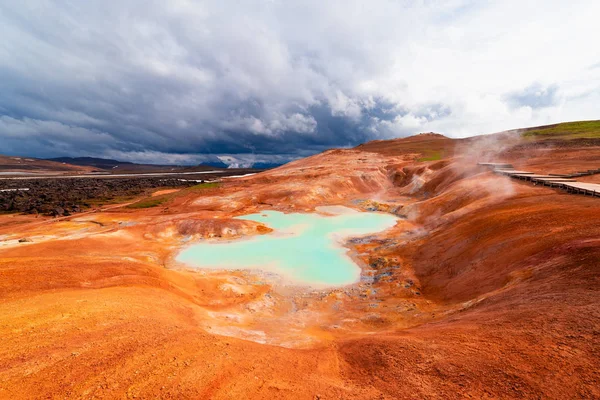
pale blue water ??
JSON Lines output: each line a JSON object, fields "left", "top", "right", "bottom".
{"left": 176, "top": 209, "right": 397, "bottom": 287}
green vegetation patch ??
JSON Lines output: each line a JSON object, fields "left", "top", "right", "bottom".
{"left": 417, "top": 151, "right": 443, "bottom": 162}
{"left": 521, "top": 120, "right": 600, "bottom": 138}
{"left": 189, "top": 182, "right": 220, "bottom": 190}
{"left": 126, "top": 197, "right": 167, "bottom": 209}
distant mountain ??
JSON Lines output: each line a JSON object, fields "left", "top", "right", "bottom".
{"left": 198, "top": 160, "right": 230, "bottom": 169}
{"left": 49, "top": 157, "right": 135, "bottom": 169}
{"left": 197, "top": 161, "right": 283, "bottom": 169}
{"left": 46, "top": 156, "right": 277, "bottom": 172}
{"left": 0, "top": 155, "right": 94, "bottom": 173}
{"left": 47, "top": 157, "right": 222, "bottom": 173}
{"left": 194, "top": 154, "right": 284, "bottom": 169}
{"left": 250, "top": 162, "right": 285, "bottom": 169}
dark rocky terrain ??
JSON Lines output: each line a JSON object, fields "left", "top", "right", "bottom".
{"left": 0, "top": 152, "right": 263, "bottom": 216}
{"left": 0, "top": 177, "right": 197, "bottom": 215}
{"left": 0, "top": 168, "right": 260, "bottom": 215}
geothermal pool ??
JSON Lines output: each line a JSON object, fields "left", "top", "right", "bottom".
{"left": 176, "top": 207, "right": 398, "bottom": 286}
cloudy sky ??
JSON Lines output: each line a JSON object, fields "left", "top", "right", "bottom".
{"left": 1, "top": 0, "right": 599, "bottom": 166}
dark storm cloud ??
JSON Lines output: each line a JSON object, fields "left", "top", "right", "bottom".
{"left": 0, "top": 0, "right": 447, "bottom": 165}
{"left": 0, "top": 1, "right": 598, "bottom": 165}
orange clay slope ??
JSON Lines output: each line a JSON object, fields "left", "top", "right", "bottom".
{"left": 1, "top": 123, "right": 599, "bottom": 399}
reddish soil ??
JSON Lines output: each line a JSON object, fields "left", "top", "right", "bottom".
{"left": 1, "top": 132, "right": 599, "bottom": 399}
{"left": 0, "top": 155, "right": 94, "bottom": 173}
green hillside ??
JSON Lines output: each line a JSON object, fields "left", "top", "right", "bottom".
{"left": 521, "top": 120, "right": 600, "bottom": 138}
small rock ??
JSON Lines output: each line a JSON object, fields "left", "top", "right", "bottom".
{"left": 18, "top": 238, "right": 33, "bottom": 243}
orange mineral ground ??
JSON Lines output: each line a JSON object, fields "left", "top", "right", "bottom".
{"left": 1, "top": 126, "right": 599, "bottom": 399}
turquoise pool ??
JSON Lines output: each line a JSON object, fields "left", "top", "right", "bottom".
{"left": 176, "top": 207, "right": 397, "bottom": 286}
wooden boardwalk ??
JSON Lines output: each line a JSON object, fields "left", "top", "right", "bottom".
{"left": 478, "top": 163, "right": 600, "bottom": 198}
